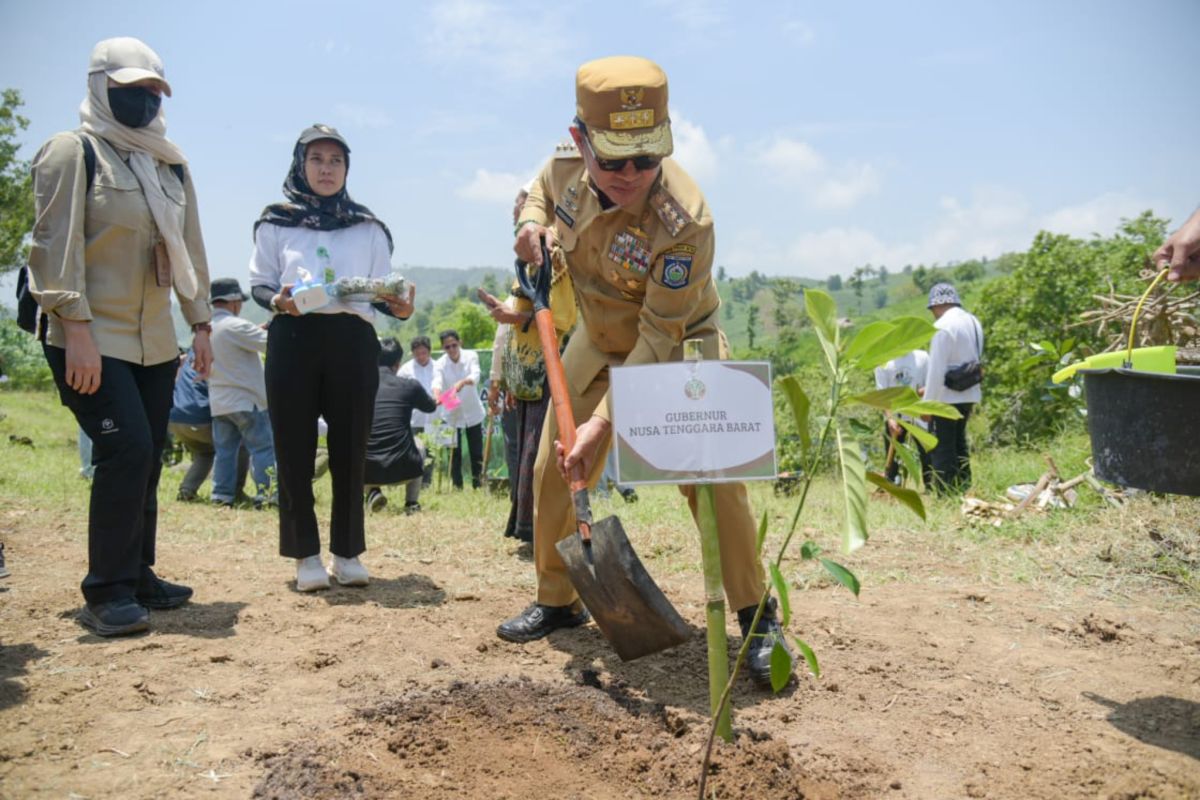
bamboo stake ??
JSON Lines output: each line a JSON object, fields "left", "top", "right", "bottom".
{"left": 685, "top": 338, "right": 732, "bottom": 743}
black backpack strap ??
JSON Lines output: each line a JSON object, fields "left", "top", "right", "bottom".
{"left": 78, "top": 132, "right": 96, "bottom": 193}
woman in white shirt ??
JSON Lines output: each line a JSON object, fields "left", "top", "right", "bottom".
{"left": 249, "top": 124, "right": 413, "bottom": 592}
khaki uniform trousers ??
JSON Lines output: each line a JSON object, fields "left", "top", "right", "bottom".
{"left": 532, "top": 367, "right": 767, "bottom": 612}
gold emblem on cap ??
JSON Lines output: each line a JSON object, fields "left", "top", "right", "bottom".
{"left": 619, "top": 87, "right": 645, "bottom": 110}
{"left": 609, "top": 109, "right": 655, "bottom": 130}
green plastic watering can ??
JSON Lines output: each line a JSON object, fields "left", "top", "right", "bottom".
{"left": 1051, "top": 345, "right": 1176, "bottom": 384}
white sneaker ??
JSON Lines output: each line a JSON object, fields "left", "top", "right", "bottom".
{"left": 295, "top": 555, "right": 330, "bottom": 592}
{"left": 330, "top": 555, "right": 369, "bottom": 587}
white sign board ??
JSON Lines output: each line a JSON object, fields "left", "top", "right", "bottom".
{"left": 610, "top": 361, "right": 776, "bottom": 485}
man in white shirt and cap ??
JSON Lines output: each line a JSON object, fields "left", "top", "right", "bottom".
{"left": 922, "top": 282, "right": 984, "bottom": 494}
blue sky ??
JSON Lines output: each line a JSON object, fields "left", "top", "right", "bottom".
{"left": 3, "top": 0, "right": 1198, "bottom": 288}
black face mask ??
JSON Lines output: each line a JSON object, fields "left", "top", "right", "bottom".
{"left": 107, "top": 86, "right": 162, "bottom": 128}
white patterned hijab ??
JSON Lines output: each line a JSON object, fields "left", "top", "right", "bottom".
{"left": 78, "top": 43, "right": 199, "bottom": 301}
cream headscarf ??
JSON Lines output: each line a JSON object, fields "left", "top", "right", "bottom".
{"left": 79, "top": 70, "right": 199, "bottom": 300}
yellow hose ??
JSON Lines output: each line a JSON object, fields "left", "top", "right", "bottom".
{"left": 1126, "top": 268, "right": 1170, "bottom": 367}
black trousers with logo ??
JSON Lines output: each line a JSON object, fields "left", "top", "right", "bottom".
{"left": 44, "top": 346, "right": 176, "bottom": 605}
{"left": 929, "top": 402, "right": 974, "bottom": 494}
{"left": 265, "top": 313, "right": 380, "bottom": 560}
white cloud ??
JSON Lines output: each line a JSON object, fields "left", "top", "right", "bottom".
{"left": 424, "top": 0, "right": 571, "bottom": 80}
{"left": 728, "top": 187, "right": 1041, "bottom": 278}
{"left": 332, "top": 103, "right": 393, "bottom": 130}
{"left": 810, "top": 162, "right": 882, "bottom": 210}
{"left": 754, "top": 136, "right": 881, "bottom": 209}
{"left": 787, "top": 227, "right": 896, "bottom": 273}
{"left": 670, "top": 114, "right": 718, "bottom": 182}
{"left": 1039, "top": 191, "right": 1150, "bottom": 238}
{"left": 457, "top": 168, "right": 534, "bottom": 204}
{"left": 758, "top": 137, "right": 825, "bottom": 177}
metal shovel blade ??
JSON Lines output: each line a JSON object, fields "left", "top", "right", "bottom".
{"left": 556, "top": 514, "right": 693, "bottom": 661}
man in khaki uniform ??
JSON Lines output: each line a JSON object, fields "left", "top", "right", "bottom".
{"left": 497, "top": 56, "right": 789, "bottom": 687}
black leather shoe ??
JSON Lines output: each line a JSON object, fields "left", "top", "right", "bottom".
{"left": 79, "top": 598, "right": 150, "bottom": 637}
{"left": 738, "top": 597, "right": 793, "bottom": 689}
{"left": 497, "top": 603, "right": 590, "bottom": 643}
{"left": 136, "top": 568, "right": 193, "bottom": 610}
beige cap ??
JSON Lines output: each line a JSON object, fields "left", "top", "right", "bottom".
{"left": 575, "top": 56, "right": 672, "bottom": 159}
{"left": 88, "top": 37, "right": 172, "bottom": 96}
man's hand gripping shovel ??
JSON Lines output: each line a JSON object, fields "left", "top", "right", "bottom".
{"left": 516, "top": 243, "right": 691, "bottom": 661}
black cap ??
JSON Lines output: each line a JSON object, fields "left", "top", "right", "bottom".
{"left": 210, "top": 277, "right": 248, "bottom": 303}
{"left": 297, "top": 123, "right": 350, "bottom": 152}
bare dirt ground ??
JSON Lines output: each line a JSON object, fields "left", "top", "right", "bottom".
{"left": 1, "top": 488, "right": 1198, "bottom": 799}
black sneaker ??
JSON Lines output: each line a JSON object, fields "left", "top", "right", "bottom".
{"left": 404, "top": 502, "right": 421, "bottom": 516}
{"left": 0, "top": 542, "right": 9, "bottom": 579}
{"left": 79, "top": 598, "right": 150, "bottom": 637}
{"left": 367, "top": 488, "right": 387, "bottom": 513}
{"left": 136, "top": 567, "right": 193, "bottom": 610}
{"left": 497, "top": 603, "right": 590, "bottom": 643}
{"left": 737, "top": 597, "right": 793, "bottom": 689}
{"left": 618, "top": 487, "right": 639, "bottom": 503}
{"left": 176, "top": 490, "right": 199, "bottom": 503}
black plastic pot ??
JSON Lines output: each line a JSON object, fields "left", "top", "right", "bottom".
{"left": 1081, "top": 366, "right": 1200, "bottom": 496}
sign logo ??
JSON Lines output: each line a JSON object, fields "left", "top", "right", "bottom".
{"left": 684, "top": 377, "right": 706, "bottom": 400}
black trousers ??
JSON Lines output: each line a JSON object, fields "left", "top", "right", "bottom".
{"left": 450, "top": 423, "right": 484, "bottom": 489}
{"left": 929, "top": 403, "right": 974, "bottom": 494}
{"left": 265, "top": 314, "right": 380, "bottom": 559}
{"left": 44, "top": 347, "right": 176, "bottom": 605}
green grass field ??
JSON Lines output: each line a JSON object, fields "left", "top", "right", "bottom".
{"left": 2, "top": 386, "right": 1194, "bottom": 598}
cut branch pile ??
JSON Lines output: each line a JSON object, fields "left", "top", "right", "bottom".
{"left": 961, "top": 456, "right": 1124, "bottom": 526}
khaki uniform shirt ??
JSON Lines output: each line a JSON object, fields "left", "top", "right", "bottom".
{"left": 28, "top": 131, "right": 211, "bottom": 367}
{"left": 518, "top": 155, "right": 722, "bottom": 419}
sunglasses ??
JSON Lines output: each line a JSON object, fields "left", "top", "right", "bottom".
{"left": 577, "top": 122, "right": 661, "bottom": 172}
{"left": 595, "top": 154, "right": 662, "bottom": 172}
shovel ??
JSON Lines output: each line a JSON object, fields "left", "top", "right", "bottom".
{"left": 516, "top": 247, "right": 691, "bottom": 661}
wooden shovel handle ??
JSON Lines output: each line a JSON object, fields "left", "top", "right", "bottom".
{"left": 534, "top": 307, "right": 586, "bottom": 495}
{"left": 517, "top": 244, "right": 594, "bottom": 542}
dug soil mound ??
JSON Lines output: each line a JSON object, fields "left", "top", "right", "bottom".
{"left": 253, "top": 678, "right": 851, "bottom": 799}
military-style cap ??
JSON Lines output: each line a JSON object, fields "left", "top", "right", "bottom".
{"left": 298, "top": 123, "right": 351, "bottom": 153}
{"left": 576, "top": 56, "right": 672, "bottom": 160}
{"left": 89, "top": 37, "right": 172, "bottom": 96}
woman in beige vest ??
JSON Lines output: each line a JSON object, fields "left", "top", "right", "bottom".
{"left": 29, "top": 38, "right": 212, "bottom": 637}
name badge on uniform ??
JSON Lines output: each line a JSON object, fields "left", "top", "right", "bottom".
{"left": 153, "top": 240, "right": 172, "bottom": 288}
{"left": 607, "top": 229, "right": 651, "bottom": 275}
{"left": 660, "top": 244, "right": 695, "bottom": 290}
{"left": 555, "top": 204, "right": 576, "bottom": 228}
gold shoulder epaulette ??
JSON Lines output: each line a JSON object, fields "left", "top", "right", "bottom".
{"left": 553, "top": 140, "right": 580, "bottom": 159}
{"left": 649, "top": 185, "right": 693, "bottom": 238}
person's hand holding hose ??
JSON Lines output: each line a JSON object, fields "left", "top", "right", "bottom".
{"left": 1154, "top": 206, "right": 1200, "bottom": 283}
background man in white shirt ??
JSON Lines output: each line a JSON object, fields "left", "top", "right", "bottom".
{"left": 874, "top": 349, "right": 931, "bottom": 486}
{"left": 208, "top": 278, "right": 276, "bottom": 507}
{"left": 398, "top": 336, "right": 438, "bottom": 489}
{"left": 431, "top": 329, "right": 486, "bottom": 489}
{"left": 923, "top": 282, "right": 984, "bottom": 494}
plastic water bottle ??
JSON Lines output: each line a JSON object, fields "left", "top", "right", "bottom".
{"left": 317, "top": 246, "right": 334, "bottom": 285}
